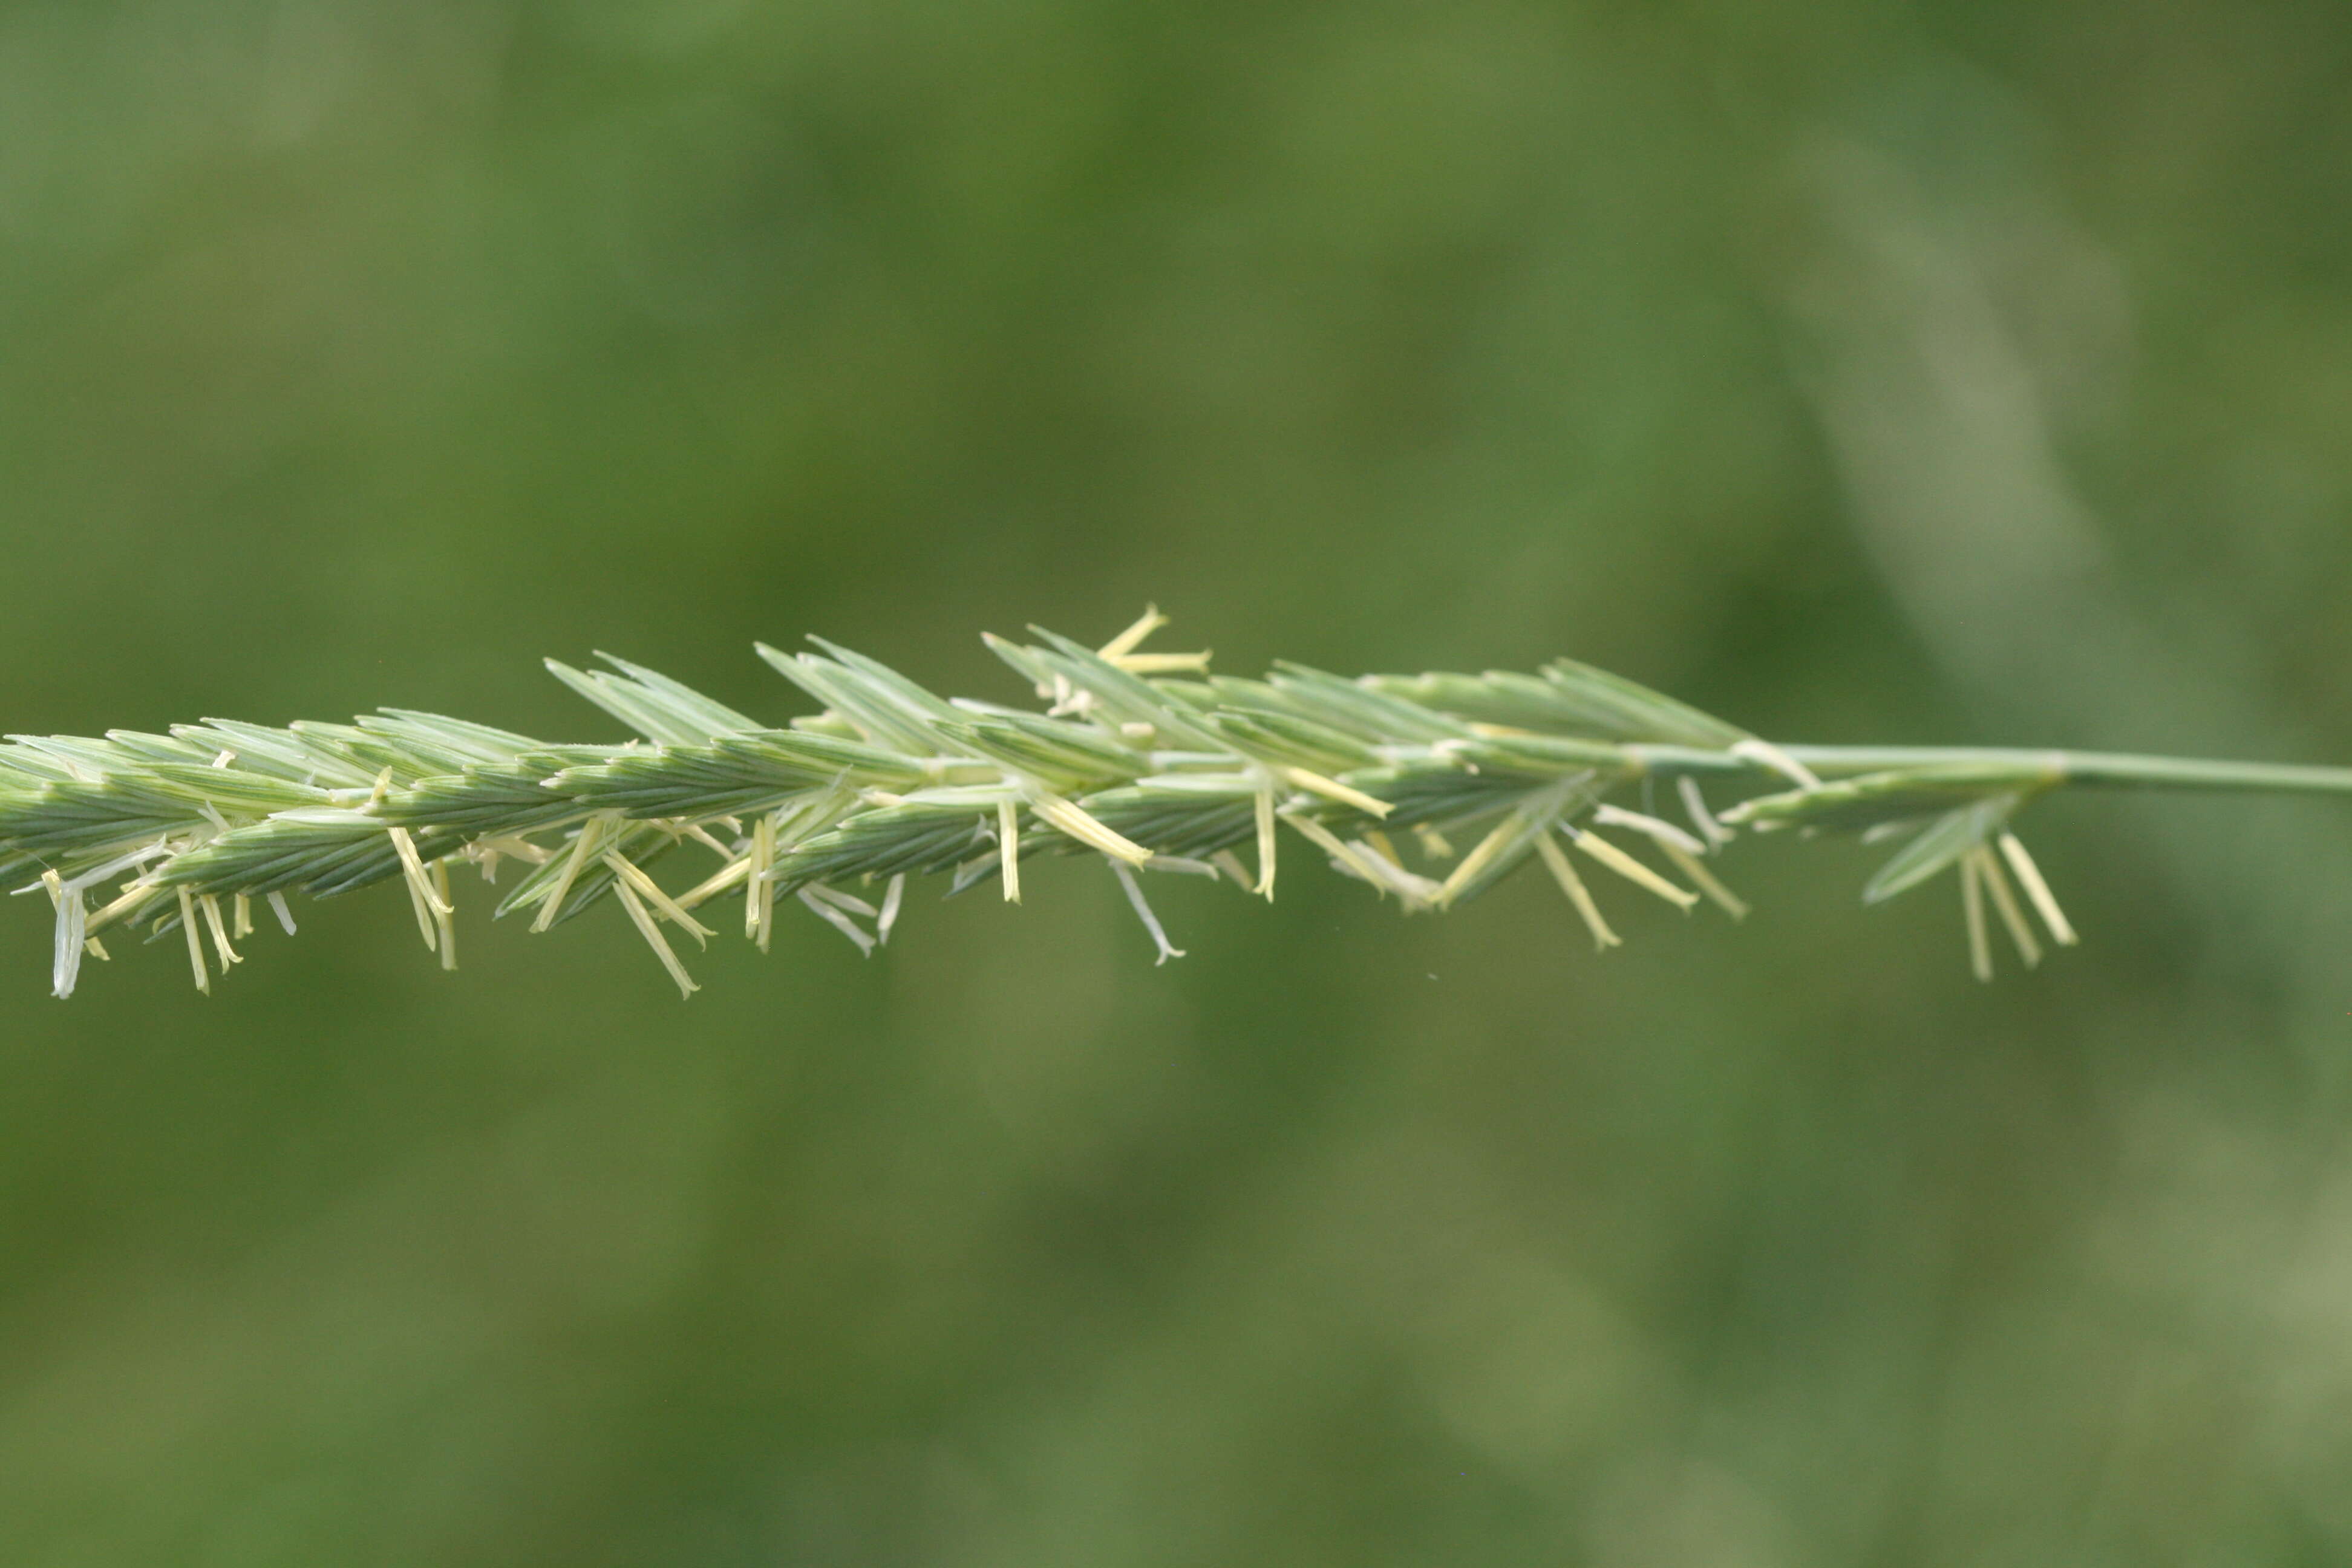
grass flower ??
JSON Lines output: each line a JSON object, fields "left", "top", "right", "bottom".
{"left": 4, "top": 610, "right": 2347, "bottom": 998}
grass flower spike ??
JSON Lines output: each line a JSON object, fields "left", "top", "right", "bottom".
{"left": 7, "top": 610, "right": 2351, "bottom": 999}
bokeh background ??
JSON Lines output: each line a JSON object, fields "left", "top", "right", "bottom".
{"left": 6, "top": 2, "right": 2352, "bottom": 1563}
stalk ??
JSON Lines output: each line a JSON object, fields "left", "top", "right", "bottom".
{"left": 1633, "top": 743, "right": 2352, "bottom": 797}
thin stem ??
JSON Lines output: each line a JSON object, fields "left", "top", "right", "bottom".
{"left": 1628, "top": 744, "right": 2352, "bottom": 799}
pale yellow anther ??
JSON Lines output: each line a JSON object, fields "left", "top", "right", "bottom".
{"left": 1730, "top": 739, "right": 1823, "bottom": 791}
{"left": 89, "top": 880, "right": 163, "bottom": 937}
{"left": 1973, "top": 845, "right": 2039, "bottom": 969}
{"left": 1281, "top": 766, "right": 1392, "bottom": 818}
{"left": 1961, "top": 852, "right": 1992, "bottom": 982}
{"left": 999, "top": 798, "right": 1022, "bottom": 903}
{"left": 533, "top": 814, "right": 611, "bottom": 933}
{"left": 1281, "top": 811, "right": 1393, "bottom": 892}
{"left": 431, "top": 861, "right": 457, "bottom": 970}
{"left": 1437, "top": 813, "right": 1524, "bottom": 906}
{"left": 1678, "top": 776, "right": 1734, "bottom": 848}
{"left": 1108, "top": 652, "right": 1212, "bottom": 675}
{"left": 677, "top": 855, "right": 752, "bottom": 913}
{"left": 389, "top": 826, "right": 449, "bottom": 953}
{"left": 1029, "top": 791, "right": 1154, "bottom": 865}
{"left": 1658, "top": 840, "right": 1749, "bottom": 921}
{"left": 1570, "top": 828, "right": 1700, "bottom": 911}
{"left": 746, "top": 812, "right": 774, "bottom": 943}
{"left": 1998, "top": 832, "right": 2077, "bottom": 946}
{"left": 475, "top": 835, "right": 554, "bottom": 867}
{"left": 177, "top": 887, "right": 210, "bottom": 995}
{"left": 1253, "top": 785, "right": 1277, "bottom": 900}
{"left": 682, "top": 823, "right": 735, "bottom": 859}
{"left": 603, "top": 851, "right": 717, "bottom": 947}
{"left": 1535, "top": 832, "right": 1620, "bottom": 951}
{"left": 200, "top": 893, "right": 243, "bottom": 969}
{"left": 1097, "top": 605, "right": 1169, "bottom": 660}
{"left": 613, "top": 878, "right": 699, "bottom": 999}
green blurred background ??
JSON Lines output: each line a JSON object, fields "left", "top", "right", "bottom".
{"left": 7, "top": 2, "right": 2352, "bottom": 1563}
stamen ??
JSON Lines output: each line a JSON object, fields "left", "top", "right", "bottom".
{"left": 431, "top": 861, "right": 457, "bottom": 970}
{"left": 999, "top": 798, "right": 1022, "bottom": 903}
{"left": 1658, "top": 840, "right": 1749, "bottom": 921}
{"left": 1281, "top": 811, "right": 1395, "bottom": 893}
{"left": 475, "top": 835, "right": 553, "bottom": 867}
{"left": 1143, "top": 855, "right": 1219, "bottom": 878}
{"left": 1210, "top": 849, "right": 1252, "bottom": 887}
{"left": 1961, "top": 852, "right": 1992, "bottom": 982}
{"left": 232, "top": 893, "right": 253, "bottom": 940}
{"left": 1413, "top": 823, "right": 1454, "bottom": 860}
{"left": 1998, "top": 832, "right": 2078, "bottom": 946}
{"left": 267, "top": 891, "right": 298, "bottom": 935}
{"left": 745, "top": 812, "right": 774, "bottom": 941}
{"left": 1437, "top": 812, "right": 1526, "bottom": 906}
{"left": 797, "top": 887, "right": 877, "bottom": 955}
{"left": 391, "top": 831, "right": 440, "bottom": 952}
{"left": 53, "top": 841, "right": 174, "bottom": 982}
{"left": 675, "top": 855, "right": 751, "bottom": 913}
{"left": 1591, "top": 803, "right": 1708, "bottom": 855}
{"left": 1097, "top": 604, "right": 1168, "bottom": 659}
{"left": 200, "top": 894, "right": 241, "bottom": 972}
{"left": 1108, "top": 651, "right": 1211, "bottom": 675}
{"left": 63, "top": 842, "right": 171, "bottom": 896}
{"left": 177, "top": 887, "right": 210, "bottom": 995}
{"left": 601, "top": 852, "right": 716, "bottom": 946}
{"left": 1280, "top": 766, "right": 1392, "bottom": 818}
{"left": 1731, "top": 739, "right": 1823, "bottom": 790}
{"left": 88, "top": 881, "right": 163, "bottom": 938}
{"left": 44, "top": 871, "right": 84, "bottom": 999}
{"left": 1567, "top": 827, "right": 1699, "bottom": 910}
{"left": 1335, "top": 832, "right": 1442, "bottom": 907}
{"left": 683, "top": 823, "right": 736, "bottom": 859}
{"left": 1534, "top": 832, "right": 1620, "bottom": 950}
{"left": 1973, "top": 846, "right": 2040, "bottom": 969}
{"left": 390, "top": 828, "right": 452, "bottom": 948}
{"left": 805, "top": 883, "right": 878, "bottom": 918}
{"left": 757, "top": 852, "right": 779, "bottom": 952}
{"left": 1253, "top": 784, "right": 1277, "bottom": 900}
{"left": 877, "top": 873, "right": 905, "bottom": 945}
{"left": 1029, "top": 791, "right": 1154, "bottom": 865}
{"left": 951, "top": 852, "right": 1000, "bottom": 896}
{"left": 613, "top": 878, "right": 699, "bottom": 998}
{"left": 1111, "top": 861, "right": 1185, "bottom": 964}
{"left": 1677, "top": 776, "right": 1734, "bottom": 848}
{"left": 532, "top": 814, "right": 610, "bottom": 933}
